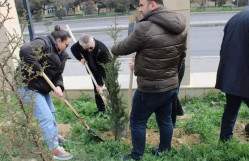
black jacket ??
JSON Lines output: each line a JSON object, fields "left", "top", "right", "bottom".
{"left": 215, "top": 8, "right": 249, "bottom": 98}
{"left": 18, "top": 34, "right": 69, "bottom": 94}
{"left": 71, "top": 39, "right": 111, "bottom": 86}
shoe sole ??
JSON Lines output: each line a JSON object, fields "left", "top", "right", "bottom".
{"left": 53, "top": 155, "right": 73, "bottom": 160}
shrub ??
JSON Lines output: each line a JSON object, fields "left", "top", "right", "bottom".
{"left": 55, "top": 9, "right": 66, "bottom": 20}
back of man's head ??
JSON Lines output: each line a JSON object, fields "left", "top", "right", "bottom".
{"left": 147, "top": 0, "right": 164, "bottom": 5}
{"left": 79, "top": 34, "right": 94, "bottom": 47}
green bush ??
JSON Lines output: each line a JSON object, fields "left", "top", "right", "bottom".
{"left": 55, "top": 9, "right": 66, "bottom": 20}
{"left": 33, "top": 10, "right": 43, "bottom": 22}
{"left": 115, "top": 4, "right": 126, "bottom": 13}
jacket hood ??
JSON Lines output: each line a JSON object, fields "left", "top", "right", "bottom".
{"left": 140, "top": 7, "right": 186, "bottom": 34}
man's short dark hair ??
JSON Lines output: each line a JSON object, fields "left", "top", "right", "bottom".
{"left": 147, "top": 0, "right": 164, "bottom": 5}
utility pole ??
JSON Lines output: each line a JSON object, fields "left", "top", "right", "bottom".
{"left": 23, "top": 0, "right": 35, "bottom": 41}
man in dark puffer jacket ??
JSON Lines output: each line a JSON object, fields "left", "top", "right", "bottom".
{"left": 17, "top": 25, "right": 73, "bottom": 160}
{"left": 111, "top": 0, "right": 187, "bottom": 160}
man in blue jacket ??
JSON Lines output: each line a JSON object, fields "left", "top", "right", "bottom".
{"left": 216, "top": 8, "right": 249, "bottom": 141}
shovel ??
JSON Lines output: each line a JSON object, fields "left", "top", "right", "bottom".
{"left": 42, "top": 72, "right": 104, "bottom": 142}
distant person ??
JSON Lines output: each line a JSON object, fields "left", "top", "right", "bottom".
{"left": 111, "top": 0, "right": 187, "bottom": 160}
{"left": 172, "top": 60, "right": 185, "bottom": 128}
{"left": 18, "top": 25, "right": 73, "bottom": 160}
{"left": 216, "top": 8, "right": 249, "bottom": 142}
{"left": 71, "top": 34, "right": 111, "bottom": 115}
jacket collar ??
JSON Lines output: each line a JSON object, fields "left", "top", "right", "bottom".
{"left": 47, "top": 34, "right": 60, "bottom": 53}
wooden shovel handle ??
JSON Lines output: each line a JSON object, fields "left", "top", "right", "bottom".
{"left": 42, "top": 73, "right": 90, "bottom": 130}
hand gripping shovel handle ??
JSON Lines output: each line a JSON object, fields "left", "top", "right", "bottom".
{"left": 84, "top": 61, "right": 107, "bottom": 105}
{"left": 65, "top": 24, "right": 106, "bottom": 105}
{"left": 42, "top": 73, "right": 104, "bottom": 141}
{"left": 42, "top": 73, "right": 90, "bottom": 130}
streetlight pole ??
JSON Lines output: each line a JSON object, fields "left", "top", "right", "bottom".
{"left": 23, "top": 0, "right": 35, "bottom": 41}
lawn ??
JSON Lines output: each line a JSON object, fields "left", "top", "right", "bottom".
{"left": 1, "top": 92, "right": 249, "bottom": 161}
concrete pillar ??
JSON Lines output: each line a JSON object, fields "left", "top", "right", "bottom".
{"left": 164, "top": 0, "right": 190, "bottom": 86}
{"left": 0, "top": 0, "right": 22, "bottom": 91}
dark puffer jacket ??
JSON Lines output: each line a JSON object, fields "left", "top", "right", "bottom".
{"left": 18, "top": 34, "right": 69, "bottom": 94}
{"left": 111, "top": 7, "right": 187, "bottom": 93}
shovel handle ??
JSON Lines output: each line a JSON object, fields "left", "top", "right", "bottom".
{"left": 42, "top": 73, "right": 90, "bottom": 130}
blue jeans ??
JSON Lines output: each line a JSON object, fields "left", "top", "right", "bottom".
{"left": 19, "top": 87, "right": 58, "bottom": 150}
{"left": 130, "top": 89, "right": 177, "bottom": 159}
{"left": 220, "top": 93, "right": 249, "bottom": 140}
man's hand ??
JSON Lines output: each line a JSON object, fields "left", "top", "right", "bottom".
{"left": 38, "top": 72, "right": 43, "bottom": 77}
{"left": 97, "top": 86, "right": 104, "bottom": 94}
{"left": 54, "top": 86, "right": 63, "bottom": 97}
{"left": 129, "top": 61, "right": 134, "bottom": 70}
{"left": 80, "top": 58, "right": 87, "bottom": 65}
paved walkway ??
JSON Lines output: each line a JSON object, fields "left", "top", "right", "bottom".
{"left": 62, "top": 56, "right": 220, "bottom": 100}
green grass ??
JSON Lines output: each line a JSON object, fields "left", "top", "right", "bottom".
{"left": 191, "top": 6, "right": 246, "bottom": 12}
{"left": 1, "top": 92, "right": 249, "bottom": 160}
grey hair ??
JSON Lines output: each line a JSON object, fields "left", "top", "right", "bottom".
{"left": 79, "top": 34, "right": 94, "bottom": 46}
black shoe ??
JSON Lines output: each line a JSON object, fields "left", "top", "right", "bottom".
{"left": 177, "top": 106, "right": 184, "bottom": 116}
{"left": 152, "top": 146, "right": 162, "bottom": 155}
{"left": 122, "top": 154, "right": 140, "bottom": 161}
{"left": 219, "top": 136, "right": 233, "bottom": 143}
{"left": 152, "top": 146, "right": 170, "bottom": 155}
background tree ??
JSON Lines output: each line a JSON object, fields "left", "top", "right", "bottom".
{"left": 211, "top": 0, "right": 227, "bottom": 7}
{"left": 14, "top": 0, "right": 24, "bottom": 17}
{"left": 197, "top": 0, "right": 207, "bottom": 7}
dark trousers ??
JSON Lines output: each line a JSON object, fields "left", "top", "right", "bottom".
{"left": 172, "top": 61, "right": 185, "bottom": 125}
{"left": 92, "top": 81, "right": 105, "bottom": 112}
{"left": 220, "top": 94, "right": 249, "bottom": 140}
{"left": 130, "top": 89, "right": 177, "bottom": 159}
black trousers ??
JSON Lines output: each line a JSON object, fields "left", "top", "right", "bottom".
{"left": 172, "top": 61, "right": 185, "bottom": 125}
{"left": 92, "top": 81, "right": 105, "bottom": 112}
{"left": 220, "top": 94, "right": 249, "bottom": 140}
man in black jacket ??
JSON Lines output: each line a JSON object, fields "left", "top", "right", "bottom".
{"left": 71, "top": 34, "right": 111, "bottom": 114}
{"left": 216, "top": 8, "right": 249, "bottom": 141}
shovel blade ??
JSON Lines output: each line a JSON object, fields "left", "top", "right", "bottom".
{"left": 88, "top": 129, "right": 104, "bottom": 142}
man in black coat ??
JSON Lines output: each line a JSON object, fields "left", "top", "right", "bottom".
{"left": 216, "top": 8, "right": 249, "bottom": 141}
{"left": 71, "top": 34, "right": 111, "bottom": 114}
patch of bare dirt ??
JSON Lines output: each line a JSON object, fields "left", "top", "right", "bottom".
{"left": 101, "top": 126, "right": 201, "bottom": 148}
{"left": 234, "top": 121, "right": 249, "bottom": 143}
{"left": 57, "top": 124, "right": 72, "bottom": 138}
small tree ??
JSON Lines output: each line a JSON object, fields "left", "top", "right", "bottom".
{"left": 0, "top": 1, "right": 51, "bottom": 160}
{"left": 43, "top": 19, "right": 53, "bottom": 31}
{"left": 104, "top": 17, "right": 126, "bottom": 140}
